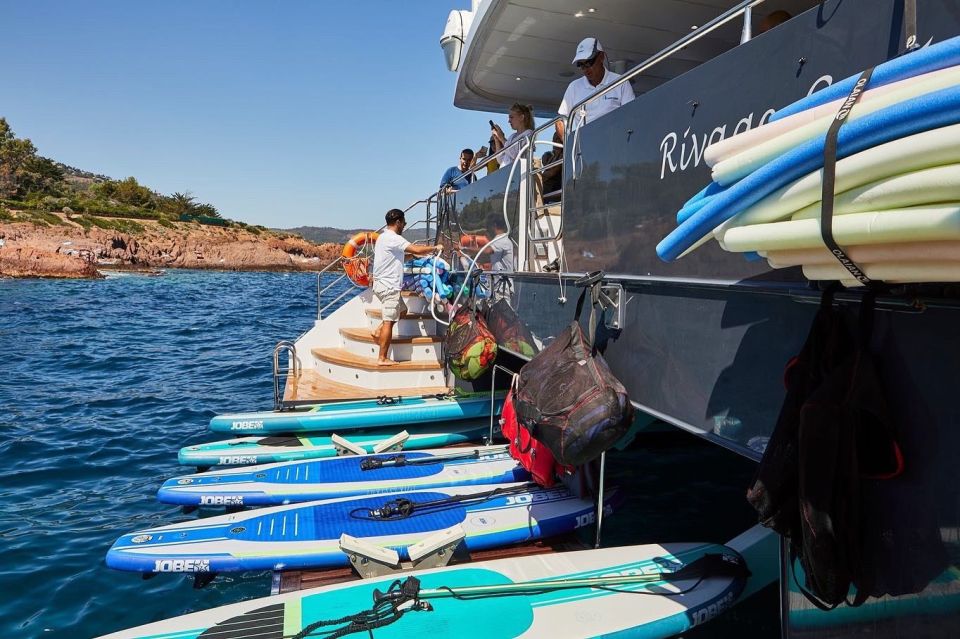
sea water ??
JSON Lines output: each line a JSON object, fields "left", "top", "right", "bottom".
{"left": 0, "top": 270, "right": 778, "bottom": 637}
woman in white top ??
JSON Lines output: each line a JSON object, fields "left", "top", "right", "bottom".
{"left": 492, "top": 103, "right": 534, "bottom": 168}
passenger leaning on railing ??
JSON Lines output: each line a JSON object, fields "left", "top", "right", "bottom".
{"left": 439, "top": 148, "right": 477, "bottom": 193}
{"left": 555, "top": 37, "right": 635, "bottom": 140}
{"left": 492, "top": 103, "right": 535, "bottom": 167}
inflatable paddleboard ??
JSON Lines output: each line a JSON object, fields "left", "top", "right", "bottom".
{"left": 97, "top": 542, "right": 747, "bottom": 639}
{"left": 106, "top": 483, "right": 620, "bottom": 573}
{"left": 179, "top": 419, "right": 490, "bottom": 467}
{"left": 209, "top": 391, "right": 505, "bottom": 435}
{"left": 159, "top": 445, "right": 528, "bottom": 506}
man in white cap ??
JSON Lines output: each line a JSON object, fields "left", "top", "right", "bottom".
{"left": 556, "top": 37, "right": 635, "bottom": 139}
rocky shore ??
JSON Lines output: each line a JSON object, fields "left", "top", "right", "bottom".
{"left": 0, "top": 213, "right": 342, "bottom": 279}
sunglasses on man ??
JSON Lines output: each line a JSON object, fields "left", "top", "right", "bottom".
{"left": 576, "top": 55, "right": 599, "bottom": 69}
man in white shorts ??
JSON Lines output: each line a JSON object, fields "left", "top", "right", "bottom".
{"left": 371, "top": 208, "right": 444, "bottom": 365}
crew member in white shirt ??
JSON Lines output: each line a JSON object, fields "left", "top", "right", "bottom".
{"left": 371, "top": 209, "right": 443, "bottom": 365}
{"left": 556, "top": 37, "right": 635, "bottom": 140}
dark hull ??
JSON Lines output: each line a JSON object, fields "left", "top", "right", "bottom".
{"left": 448, "top": 0, "right": 960, "bottom": 635}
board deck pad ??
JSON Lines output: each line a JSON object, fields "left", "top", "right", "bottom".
{"left": 178, "top": 418, "right": 491, "bottom": 467}
{"left": 107, "top": 483, "right": 620, "bottom": 574}
{"left": 209, "top": 392, "right": 505, "bottom": 435}
{"left": 97, "top": 542, "right": 747, "bottom": 639}
{"left": 159, "top": 445, "right": 529, "bottom": 506}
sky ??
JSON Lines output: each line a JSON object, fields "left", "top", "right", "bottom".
{"left": 0, "top": 1, "right": 503, "bottom": 230}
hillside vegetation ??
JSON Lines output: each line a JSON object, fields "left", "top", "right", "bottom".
{"left": 0, "top": 117, "right": 269, "bottom": 235}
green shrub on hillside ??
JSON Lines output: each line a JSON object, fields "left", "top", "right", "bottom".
{"left": 0, "top": 208, "right": 15, "bottom": 221}
{"left": 157, "top": 218, "right": 174, "bottom": 229}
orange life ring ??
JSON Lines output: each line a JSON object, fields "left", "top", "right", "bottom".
{"left": 459, "top": 234, "right": 489, "bottom": 249}
{"left": 459, "top": 234, "right": 491, "bottom": 270}
{"left": 341, "top": 231, "right": 379, "bottom": 287}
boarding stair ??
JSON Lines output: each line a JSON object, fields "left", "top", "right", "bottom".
{"left": 276, "top": 289, "right": 449, "bottom": 408}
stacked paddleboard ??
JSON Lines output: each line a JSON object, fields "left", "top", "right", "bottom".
{"left": 657, "top": 35, "right": 960, "bottom": 285}
{"left": 98, "top": 543, "right": 748, "bottom": 639}
{"left": 160, "top": 444, "right": 529, "bottom": 506}
{"left": 106, "top": 483, "right": 620, "bottom": 573}
{"left": 180, "top": 391, "right": 505, "bottom": 469}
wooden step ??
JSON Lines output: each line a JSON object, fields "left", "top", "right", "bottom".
{"left": 311, "top": 347, "right": 443, "bottom": 371}
{"left": 339, "top": 327, "right": 441, "bottom": 345}
{"left": 365, "top": 309, "right": 436, "bottom": 321}
{"left": 282, "top": 369, "right": 448, "bottom": 403}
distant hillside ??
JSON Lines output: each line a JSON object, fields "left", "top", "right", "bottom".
{"left": 283, "top": 225, "right": 431, "bottom": 244}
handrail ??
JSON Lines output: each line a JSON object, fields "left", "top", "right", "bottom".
{"left": 314, "top": 194, "right": 441, "bottom": 320}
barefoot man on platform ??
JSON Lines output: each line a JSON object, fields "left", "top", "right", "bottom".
{"left": 371, "top": 209, "right": 443, "bottom": 366}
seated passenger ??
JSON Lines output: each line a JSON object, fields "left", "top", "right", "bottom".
{"left": 438, "top": 148, "right": 476, "bottom": 192}
{"left": 556, "top": 37, "right": 635, "bottom": 140}
{"left": 492, "top": 103, "right": 535, "bottom": 167}
{"left": 540, "top": 130, "right": 564, "bottom": 202}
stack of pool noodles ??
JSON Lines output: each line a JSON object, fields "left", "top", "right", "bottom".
{"left": 655, "top": 35, "right": 960, "bottom": 286}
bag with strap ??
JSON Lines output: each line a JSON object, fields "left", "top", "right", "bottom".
{"left": 500, "top": 381, "right": 570, "bottom": 487}
{"left": 513, "top": 283, "right": 633, "bottom": 467}
{"left": 484, "top": 297, "right": 537, "bottom": 357}
{"left": 748, "top": 290, "right": 907, "bottom": 609}
{"left": 443, "top": 301, "right": 498, "bottom": 381}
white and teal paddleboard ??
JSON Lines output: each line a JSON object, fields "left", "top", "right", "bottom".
{"left": 159, "top": 445, "right": 528, "bottom": 507}
{"left": 209, "top": 392, "right": 505, "bottom": 435}
{"left": 97, "top": 542, "right": 749, "bottom": 639}
{"left": 107, "top": 483, "right": 620, "bottom": 574}
{"left": 179, "top": 419, "right": 491, "bottom": 467}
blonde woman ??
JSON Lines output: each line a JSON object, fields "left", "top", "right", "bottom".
{"left": 492, "top": 103, "right": 534, "bottom": 167}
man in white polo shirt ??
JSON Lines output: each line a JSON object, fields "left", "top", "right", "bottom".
{"left": 556, "top": 37, "right": 635, "bottom": 139}
{"left": 371, "top": 209, "right": 443, "bottom": 366}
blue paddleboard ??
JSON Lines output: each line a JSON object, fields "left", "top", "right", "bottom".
{"left": 179, "top": 419, "right": 490, "bottom": 467}
{"left": 106, "top": 483, "right": 620, "bottom": 573}
{"left": 159, "top": 445, "right": 529, "bottom": 506}
{"left": 209, "top": 392, "right": 505, "bottom": 435}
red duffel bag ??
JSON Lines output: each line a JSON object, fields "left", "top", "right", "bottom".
{"left": 501, "top": 382, "right": 570, "bottom": 487}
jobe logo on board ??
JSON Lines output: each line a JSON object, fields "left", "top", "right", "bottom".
{"left": 218, "top": 456, "right": 258, "bottom": 465}
{"left": 153, "top": 559, "right": 211, "bottom": 573}
{"left": 504, "top": 488, "right": 568, "bottom": 506}
{"left": 199, "top": 495, "right": 244, "bottom": 506}
{"left": 230, "top": 420, "right": 264, "bottom": 431}
{"left": 689, "top": 591, "right": 736, "bottom": 627}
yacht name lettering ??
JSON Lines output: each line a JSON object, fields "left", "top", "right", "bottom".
{"left": 153, "top": 559, "right": 210, "bottom": 573}
{"left": 230, "top": 420, "right": 264, "bottom": 431}
{"left": 658, "top": 77, "right": 836, "bottom": 179}
{"left": 689, "top": 591, "right": 735, "bottom": 627}
{"left": 218, "top": 456, "right": 258, "bottom": 465}
{"left": 199, "top": 495, "right": 245, "bottom": 506}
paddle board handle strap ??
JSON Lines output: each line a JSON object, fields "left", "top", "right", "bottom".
{"left": 359, "top": 448, "right": 486, "bottom": 471}
{"left": 819, "top": 66, "right": 876, "bottom": 285}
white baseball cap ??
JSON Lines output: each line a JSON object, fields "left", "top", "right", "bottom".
{"left": 572, "top": 37, "right": 603, "bottom": 63}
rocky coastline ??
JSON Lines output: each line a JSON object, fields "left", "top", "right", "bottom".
{"left": 0, "top": 213, "right": 343, "bottom": 279}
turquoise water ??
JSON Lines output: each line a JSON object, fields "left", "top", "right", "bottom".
{"left": 0, "top": 270, "right": 777, "bottom": 638}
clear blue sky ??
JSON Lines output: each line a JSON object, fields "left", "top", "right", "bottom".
{"left": 1, "top": 1, "right": 503, "bottom": 230}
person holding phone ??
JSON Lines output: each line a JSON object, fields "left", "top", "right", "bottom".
{"left": 492, "top": 103, "right": 535, "bottom": 167}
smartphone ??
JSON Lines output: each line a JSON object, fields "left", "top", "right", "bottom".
{"left": 489, "top": 119, "right": 495, "bottom": 129}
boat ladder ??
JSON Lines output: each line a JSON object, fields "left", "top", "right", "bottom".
{"left": 272, "top": 340, "right": 300, "bottom": 410}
